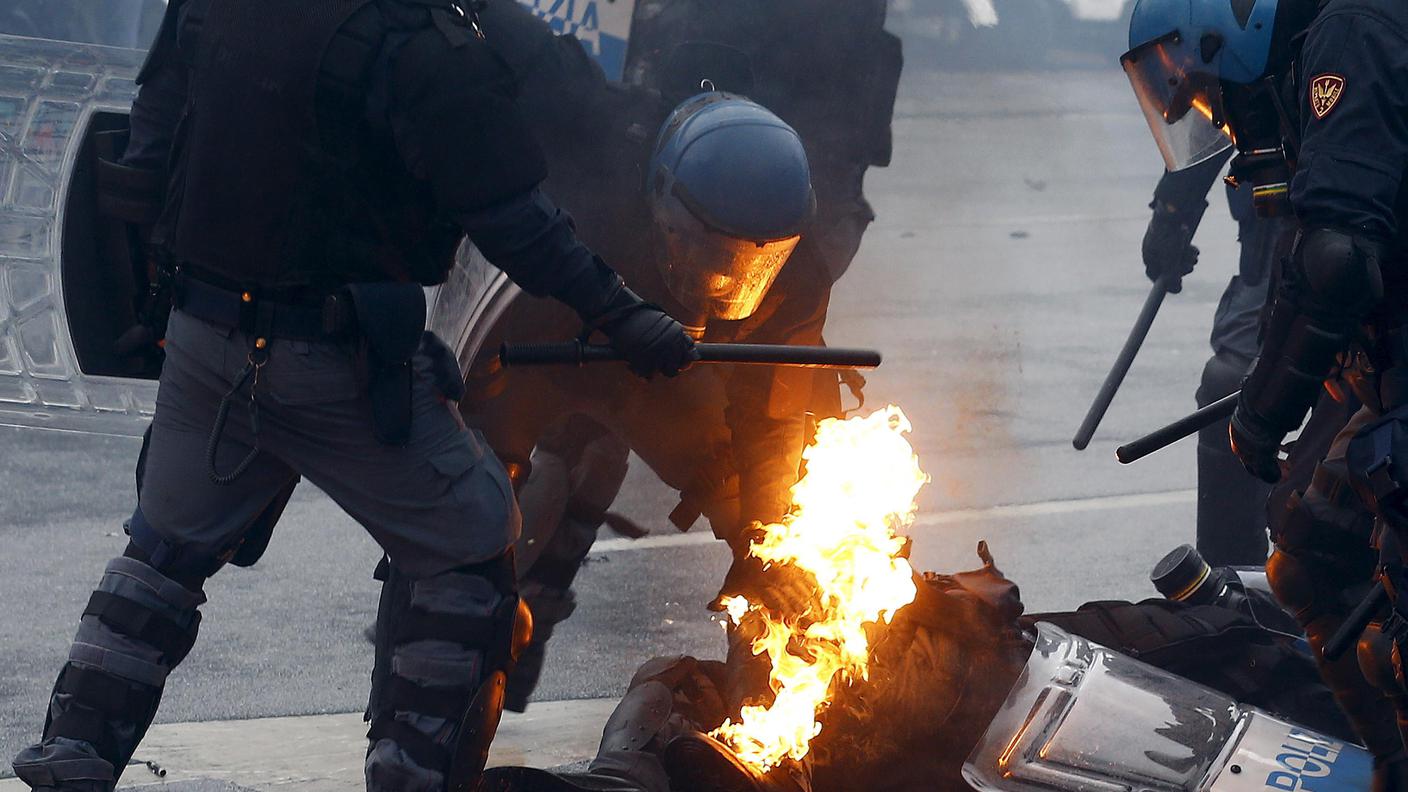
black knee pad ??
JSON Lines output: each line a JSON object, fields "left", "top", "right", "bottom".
{"left": 1358, "top": 622, "right": 1407, "bottom": 699}
{"left": 1268, "top": 486, "right": 1376, "bottom": 629}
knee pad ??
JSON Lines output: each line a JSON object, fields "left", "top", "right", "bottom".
{"left": 14, "top": 556, "right": 204, "bottom": 790}
{"left": 1358, "top": 622, "right": 1408, "bottom": 699}
{"left": 367, "top": 554, "right": 520, "bottom": 792}
{"left": 1268, "top": 487, "right": 1376, "bottom": 632}
{"left": 518, "top": 582, "right": 576, "bottom": 645}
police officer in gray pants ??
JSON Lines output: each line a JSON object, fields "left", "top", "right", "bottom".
{"left": 1142, "top": 151, "right": 1296, "bottom": 566}
{"left": 10, "top": 1, "right": 697, "bottom": 791}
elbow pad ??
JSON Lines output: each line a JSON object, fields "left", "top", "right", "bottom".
{"left": 1237, "top": 228, "right": 1383, "bottom": 435}
{"left": 1292, "top": 227, "right": 1384, "bottom": 318}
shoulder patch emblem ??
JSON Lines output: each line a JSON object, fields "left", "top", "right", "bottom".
{"left": 1310, "top": 74, "right": 1346, "bottom": 120}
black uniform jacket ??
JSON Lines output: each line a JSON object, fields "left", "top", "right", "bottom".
{"left": 1291, "top": 0, "right": 1408, "bottom": 265}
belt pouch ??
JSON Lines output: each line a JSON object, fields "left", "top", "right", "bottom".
{"left": 345, "top": 283, "right": 427, "bottom": 446}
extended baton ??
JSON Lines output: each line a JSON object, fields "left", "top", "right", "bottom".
{"left": 1116, "top": 392, "right": 1238, "bottom": 464}
{"left": 1073, "top": 276, "right": 1173, "bottom": 450}
{"left": 500, "top": 342, "right": 882, "bottom": 370}
{"left": 1324, "top": 581, "right": 1388, "bottom": 662}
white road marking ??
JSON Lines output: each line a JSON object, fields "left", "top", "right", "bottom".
{"left": 589, "top": 488, "right": 1197, "bottom": 555}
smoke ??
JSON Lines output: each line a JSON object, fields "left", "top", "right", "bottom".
{"left": 0, "top": 0, "right": 164, "bottom": 50}
{"left": 889, "top": 0, "right": 1133, "bottom": 71}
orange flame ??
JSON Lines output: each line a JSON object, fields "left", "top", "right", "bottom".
{"left": 712, "top": 405, "right": 928, "bottom": 770}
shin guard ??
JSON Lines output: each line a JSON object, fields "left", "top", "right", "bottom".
{"left": 366, "top": 554, "right": 522, "bottom": 792}
{"left": 13, "top": 556, "right": 205, "bottom": 792}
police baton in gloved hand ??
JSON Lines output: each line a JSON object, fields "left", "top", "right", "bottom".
{"left": 1115, "top": 391, "right": 1239, "bottom": 464}
{"left": 1072, "top": 274, "right": 1178, "bottom": 450}
{"left": 500, "top": 341, "right": 882, "bottom": 370}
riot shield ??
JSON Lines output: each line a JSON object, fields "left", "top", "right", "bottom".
{"left": 0, "top": 33, "right": 157, "bottom": 437}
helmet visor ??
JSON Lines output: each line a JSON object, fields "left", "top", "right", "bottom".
{"left": 658, "top": 207, "right": 799, "bottom": 321}
{"left": 1122, "top": 34, "right": 1234, "bottom": 172}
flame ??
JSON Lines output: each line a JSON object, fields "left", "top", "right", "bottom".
{"left": 711, "top": 405, "right": 928, "bottom": 771}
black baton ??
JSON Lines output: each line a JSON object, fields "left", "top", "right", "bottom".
{"left": 1116, "top": 392, "right": 1239, "bottom": 464}
{"left": 1324, "top": 581, "right": 1388, "bottom": 662}
{"left": 1073, "top": 277, "right": 1172, "bottom": 450}
{"left": 500, "top": 342, "right": 883, "bottom": 370}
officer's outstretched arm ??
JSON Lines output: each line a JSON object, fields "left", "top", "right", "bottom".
{"left": 388, "top": 29, "right": 695, "bottom": 378}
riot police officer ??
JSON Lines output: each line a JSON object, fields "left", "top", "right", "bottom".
{"left": 1125, "top": 0, "right": 1408, "bottom": 781}
{"left": 1140, "top": 152, "right": 1292, "bottom": 567}
{"left": 9, "top": 1, "right": 697, "bottom": 791}
{"left": 436, "top": 0, "right": 899, "bottom": 711}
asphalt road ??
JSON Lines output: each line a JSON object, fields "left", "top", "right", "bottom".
{"left": 0, "top": 60, "right": 1249, "bottom": 771}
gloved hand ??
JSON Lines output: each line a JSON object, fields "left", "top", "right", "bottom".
{"left": 599, "top": 302, "right": 699, "bottom": 379}
{"left": 712, "top": 553, "right": 817, "bottom": 617}
{"left": 1229, "top": 403, "right": 1286, "bottom": 484}
{"left": 1142, "top": 200, "right": 1203, "bottom": 294}
{"left": 711, "top": 527, "right": 817, "bottom": 617}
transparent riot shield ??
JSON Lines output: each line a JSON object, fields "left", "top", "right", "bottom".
{"left": 424, "top": 243, "right": 522, "bottom": 375}
{"left": 964, "top": 622, "right": 1371, "bottom": 792}
{"left": 0, "top": 33, "right": 157, "bottom": 436}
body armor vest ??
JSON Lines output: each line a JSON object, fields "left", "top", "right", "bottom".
{"left": 165, "top": 0, "right": 462, "bottom": 289}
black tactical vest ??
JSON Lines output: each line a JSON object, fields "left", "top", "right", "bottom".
{"left": 165, "top": 0, "right": 462, "bottom": 289}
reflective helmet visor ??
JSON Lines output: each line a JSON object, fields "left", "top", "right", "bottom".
{"left": 657, "top": 200, "right": 798, "bottom": 321}
{"left": 1122, "top": 33, "right": 1234, "bottom": 172}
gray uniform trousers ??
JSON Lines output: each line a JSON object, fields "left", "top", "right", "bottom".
{"left": 141, "top": 308, "right": 519, "bottom": 576}
{"left": 1195, "top": 212, "right": 1296, "bottom": 566}
{"left": 11, "top": 306, "right": 522, "bottom": 792}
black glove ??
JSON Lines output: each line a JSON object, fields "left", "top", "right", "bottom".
{"left": 713, "top": 553, "right": 817, "bottom": 617}
{"left": 600, "top": 302, "right": 699, "bottom": 379}
{"left": 710, "top": 525, "right": 817, "bottom": 616}
{"left": 1142, "top": 200, "right": 1203, "bottom": 294}
{"left": 1229, "top": 402, "right": 1286, "bottom": 484}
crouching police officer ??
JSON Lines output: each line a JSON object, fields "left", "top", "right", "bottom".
{"left": 1125, "top": 0, "right": 1408, "bottom": 782}
{"left": 435, "top": 0, "right": 899, "bottom": 710}
{"left": 9, "top": 1, "right": 696, "bottom": 791}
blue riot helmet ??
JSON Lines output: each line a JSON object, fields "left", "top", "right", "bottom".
{"left": 1122, "top": 0, "right": 1314, "bottom": 173}
{"left": 647, "top": 93, "right": 813, "bottom": 324}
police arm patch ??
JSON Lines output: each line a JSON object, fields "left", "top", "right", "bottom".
{"left": 1310, "top": 74, "right": 1346, "bottom": 120}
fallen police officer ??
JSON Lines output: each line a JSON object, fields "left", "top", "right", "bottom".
{"left": 478, "top": 544, "right": 1354, "bottom": 792}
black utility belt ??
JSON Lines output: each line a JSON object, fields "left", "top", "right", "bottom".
{"left": 171, "top": 269, "right": 357, "bottom": 342}
{"left": 176, "top": 269, "right": 433, "bottom": 448}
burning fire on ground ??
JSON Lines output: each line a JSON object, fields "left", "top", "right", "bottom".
{"left": 713, "top": 405, "right": 929, "bottom": 771}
